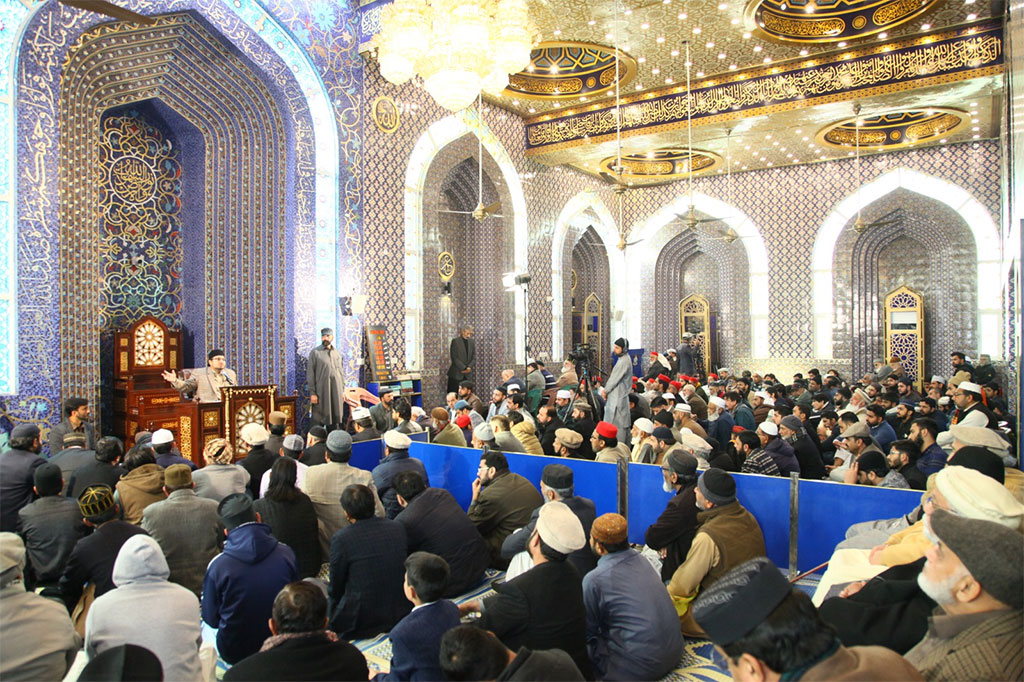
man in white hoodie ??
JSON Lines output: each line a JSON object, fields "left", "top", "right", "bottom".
{"left": 85, "top": 535, "right": 203, "bottom": 681}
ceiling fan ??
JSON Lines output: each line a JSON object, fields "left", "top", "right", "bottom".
{"left": 674, "top": 39, "right": 725, "bottom": 230}
{"left": 437, "top": 93, "right": 504, "bottom": 221}
{"left": 59, "top": 0, "right": 156, "bottom": 24}
{"left": 849, "top": 103, "right": 900, "bottom": 234}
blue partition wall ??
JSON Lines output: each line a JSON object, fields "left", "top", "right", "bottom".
{"left": 626, "top": 464, "right": 790, "bottom": 568}
{"left": 797, "top": 479, "right": 921, "bottom": 571}
{"left": 350, "top": 431, "right": 428, "bottom": 472}
{"left": 409, "top": 442, "right": 619, "bottom": 514}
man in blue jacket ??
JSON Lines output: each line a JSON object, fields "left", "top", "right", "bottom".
{"left": 375, "top": 552, "right": 461, "bottom": 681}
{"left": 372, "top": 431, "right": 428, "bottom": 519}
{"left": 202, "top": 494, "right": 297, "bottom": 664}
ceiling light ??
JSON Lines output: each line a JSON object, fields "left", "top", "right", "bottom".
{"left": 745, "top": 145, "right": 751, "bottom": 150}
{"left": 973, "top": 134, "right": 980, "bottom": 139}
{"left": 763, "top": 57, "right": 771, "bottom": 63}
{"left": 921, "top": 23, "right": 930, "bottom": 29}
{"left": 527, "top": 64, "right": 535, "bottom": 71}
{"left": 696, "top": 71, "right": 704, "bottom": 77}
{"left": 678, "top": 12, "right": 687, "bottom": 18}
{"left": 765, "top": 133, "right": 772, "bottom": 139}
{"left": 965, "top": 0, "right": 975, "bottom": 3}
{"left": 587, "top": 19, "right": 595, "bottom": 25}
{"left": 969, "top": 101, "right": 977, "bottom": 106}
{"left": 729, "top": 64, "right": 737, "bottom": 70}
{"left": 718, "top": 2, "right": 728, "bottom": 8}
{"left": 706, "top": 41, "right": 715, "bottom": 48}
{"left": 665, "top": 77, "right": 673, "bottom": 83}
{"left": 693, "top": 26, "right": 702, "bottom": 33}
{"left": 802, "top": 136, "right": 809, "bottom": 141}
{"left": 966, "top": 13, "right": 976, "bottom": 19}
{"left": 671, "top": 49, "right": 680, "bottom": 56}
{"left": 940, "top": 138, "right": 947, "bottom": 143}
{"left": 837, "top": 41, "right": 846, "bottom": 47}
{"left": 799, "top": 48, "right": 808, "bottom": 55}
{"left": 878, "top": 32, "right": 887, "bottom": 38}
{"left": 635, "top": 84, "right": 643, "bottom": 90}
{"left": 685, "top": 60, "right": 692, "bottom": 66}
{"left": 553, "top": 29, "right": 561, "bottom": 35}
{"left": 753, "top": 45, "right": 762, "bottom": 52}
{"left": 606, "top": 32, "right": 614, "bottom": 39}
{"left": 656, "top": 36, "right": 665, "bottom": 42}
{"left": 731, "top": 17, "right": 740, "bottom": 24}
{"left": 743, "top": 31, "right": 752, "bottom": 38}
{"left": 972, "top": 126, "right": 979, "bottom": 131}
{"left": 580, "top": 95, "right": 587, "bottom": 101}
{"left": 652, "top": 67, "right": 660, "bottom": 74}
{"left": 718, "top": 52, "right": 726, "bottom": 59}
{"left": 528, "top": 107, "right": 535, "bottom": 112}
{"left": 624, "top": 8, "right": 632, "bottom": 14}
{"left": 550, "top": 64, "right": 558, "bottom": 72}
{"left": 638, "top": 56, "right": 646, "bottom": 63}
{"left": 622, "top": 45, "right": 631, "bottom": 51}
{"left": 641, "top": 22, "right": 650, "bottom": 29}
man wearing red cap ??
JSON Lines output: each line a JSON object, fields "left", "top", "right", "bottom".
{"left": 590, "top": 422, "right": 629, "bottom": 465}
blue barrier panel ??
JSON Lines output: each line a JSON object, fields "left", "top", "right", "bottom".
{"left": 350, "top": 431, "right": 429, "bottom": 473}
{"left": 627, "top": 464, "right": 790, "bottom": 568}
{"left": 797, "top": 479, "right": 921, "bottom": 572}
{"left": 409, "top": 442, "right": 619, "bottom": 515}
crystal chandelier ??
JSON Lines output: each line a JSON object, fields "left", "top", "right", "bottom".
{"left": 375, "top": 0, "right": 538, "bottom": 112}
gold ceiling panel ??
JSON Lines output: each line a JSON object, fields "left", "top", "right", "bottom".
{"left": 744, "top": 0, "right": 944, "bottom": 44}
{"left": 816, "top": 107, "right": 970, "bottom": 150}
{"left": 598, "top": 148, "right": 722, "bottom": 181}
{"left": 504, "top": 41, "right": 637, "bottom": 100}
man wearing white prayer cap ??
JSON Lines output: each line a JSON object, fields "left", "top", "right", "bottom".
{"left": 351, "top": 406, "right": 379, "bottom": 442}
{"left": 706, "top": 395, "right": 736, "bottom": 447}
{"left": 757, "top": 420, "right": 801, "bottom": 477}
{"left": 459, "top": 501, "right": 592, "bottom": 677}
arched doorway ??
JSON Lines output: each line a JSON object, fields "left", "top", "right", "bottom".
{"left": 570, "top": 227, "right": 610, "bottom": 363}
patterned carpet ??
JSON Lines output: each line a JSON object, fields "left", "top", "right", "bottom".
{"left": 215, "top": 566, "right": 822, "bottom": 681}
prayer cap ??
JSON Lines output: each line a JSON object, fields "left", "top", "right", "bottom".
{"left": 757, "top": 421, "right": 779, "bottom": 436}
{"left": 780, "top": 415, "right": 802, "bottom": 432}
{"left": 933, "top": 466, "right": 1024, "bottom": 530}
{"left": 536, "top": 501, "right": 586, "bottom": 554}
{"left": 240, "top": 423, "right": 269, "bottom": 446}
{"left": 506, "top": 383, "right": 521, "bottom": 392}
{"left": 665, "top": 450, "right": 697, "bottom": 477}
{"left": 10, "top": 423, "right": 39, "bottom": 439}
{"left": 840, "top": 421, "right": 871, "bottom": 439}
{"left": 674, "top": 402, "right": 692, "bottom": 413}
{"left": 473, "top": 423, "right": 495, "bottom": 442}
{"left": 163, "top": 464, "right": 192, "bottom": 488}
{"left": 454, "top": 400, "right": 470, "bottom": 410}
{"left": 657, "top": 374, "right": 671, "bottom": 383}
{"left": 352, "top": 407, "right": 371, "bottom": 420}
{"left": 591, "top": 513, "right": 628, "bottom": 545}
{"left": 283, "top": 434, "right": 305, "bottom": 452}
{"left": 958, "top": 381, "right": 983, "bottom": 395}
{"left": 384, "top": 430, "right": 412, "bottom": 450}
{"left": 203, "top": 438, "right": 233, "bottom": 465}
{"left": 62, "top": 432, "right": 87, "bottom": 447}
{"left": 151, "top": 429, "right": 173, "bottom": 445}
{"left": 542, "top": 463, "right": 574, "bottom": 489}
{"left": 633, "top": 417, "right": 654, "bottom": 434}
{"left": 79, "top": 484, "right": 115, "bottom": 518}
{"left": 692, "top": 557, "right": 792, "bottom": 646}
{"left": 207, "top": 349, "right": 225, "bottom": 360}
{"left": 572, "top": 401, "right": 592, "bottom": 413}
{"left": 134, "top": 431, "right": 153, "bottom": 447}
{"left": 556, "top": 389, "right": 572, "bottom": 400}
{"left": 947, "top": 446, "right": 1004, "bottom": 484}
{"left": 218, "top": 493, "right": 256, "bottom": 529}
{"left": 320, "top": 328, "right": 333, "bottom": 336}
{"left": 456, "top": 414, "right": 471, "bottom": 429}
{"left": 698, "top": 468, "right": 736, "bottom": 506}
{"left": 929, "top": 509, "right": 1024, "bottom": 609}
{"left": 709, "top": 396, "right": 726, "bottom": 409}
{"left": 949, "top": 425, "right": 1010, "bottom": 456}
{"left": 268, "top": 411, "right": 287, "bottom": 426}
{"left": 555, "top": 428, "right": 583, "bottom": 449}
{"left": 379, "top": 385, "right": 394, "bottom": 395}
{"left": 431, "top": 407, "right": 450, "bottom": 421}
{"left": 595, "top": 421, "right": 617, "bottom": 439}
{"left": 309, "top": 425, "right": 328, "bottom": 440}
{"left": 662, "top": 392, "right": 676, "bottom": 400}
{"left": 652, "top": 426, "right": 675, "bottom": 444}
{"left": 326, "top": 429, "right": 353, "bottom": 455}
{"left": 931, "top": 375, "right": 945, "bottom": 384}
{"left": 680, "top": 432, "right": 712, "bottom": 456}
{"left": 33, "top": 463, "right": 63, "bottom": 492}
{"left": 0, "top": 532, "right": 26, "bottom": 576}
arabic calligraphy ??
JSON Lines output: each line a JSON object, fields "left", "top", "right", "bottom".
{"left": 526, "top": 32, "right": 1002, "bottom": 149}
{"left": 110, "top": 156, "right": 157, "bottom": 203}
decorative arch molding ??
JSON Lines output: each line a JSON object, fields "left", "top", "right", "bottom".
{"left": 811, "top": 167, "right": 1002, "bottom": 359}
{"left": 404, "top": 110, "right": 529, "bottom": 371}
{"left": 551, "top": 191, "right": 623, "bottom": 358}
{"left": 3, "top": 0, "right": 338, "bottom": 408}
{"left": 626, "top": 192, "right": 770, "bottom": 358}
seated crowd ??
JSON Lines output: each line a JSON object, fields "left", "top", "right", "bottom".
{"left": 0, "top": 347, "right": 1020, "bottom": 681}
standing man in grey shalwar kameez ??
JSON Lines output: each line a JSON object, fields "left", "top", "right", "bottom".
{"left": 307, "top": 328, "right": 346, "bottom": 432}
{"left": 603, "top": 338, "right": 633, "bottom": 448}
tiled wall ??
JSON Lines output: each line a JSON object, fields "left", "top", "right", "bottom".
{"left": 570, "top": 226, "right": 611, "bottom": 357}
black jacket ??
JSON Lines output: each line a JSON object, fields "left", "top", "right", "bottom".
{"left": 500, "top": 497, "right": 597, "bottom": 578}
{"left": 539, "top": 417, "right": 565, "bottom": 456}
{"left": 328, "top": 516, "right": 410, "bottom": 639}
{"left": 0, "top": 448, "right": 46, "bottom": 532}
{"left": 498, "top": 647, "right": 585, "bottom": 681}
{"left": 818, "top": 558, "right": 935, "bottom": 654}
{"left": 898, "top": 462, "right": 927, "bottom": 490}
{"left": 644, "top": 483, "right": 698, "bottom": 582}
{"left": 239, "top": 446, "right": 277, "bottom": 498}
{"left": 301, "top": 442, "right": 328, "bottom": 466}
{"left": 59, "top": 520, "right": 147, "bottom": 610}
{"left": 791, "top": 435, "right": 827, "bottom": 479}
{"left": 478, "top": 560, "right": 592, "bottom": 679}
{"left": 17, "top": 496, "right": 85, "bottom": 586}
{"left": 395, "top": 488, "right": 490, "bottom": 597}
{"left": 224, "top": 632, "right": 368, "bottom": 681}
{"left": 66, "top": 461, "right": 126, "bottom": 500}
{"left": 571, "top": 417, "right": 596, "bottom": 460}
{"left": 253, "top": 492, "right": 322, "bottom": 578}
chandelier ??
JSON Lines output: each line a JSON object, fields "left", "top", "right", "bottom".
{"left": 375, "top": 0, "right": 538, "bottom": 112}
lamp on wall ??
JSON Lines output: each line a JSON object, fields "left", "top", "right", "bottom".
{"left": 375, "top": 0, "right": 538, "bottom": 112}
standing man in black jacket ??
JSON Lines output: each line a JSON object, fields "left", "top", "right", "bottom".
{"left": 447, "top": 325, "right": 475, "bottom": 394}
{"left": 644, "top": 450, "right": 699, "bottom": 582}
{"left": 459, "top": 501, "right": 592, "bottom": 679}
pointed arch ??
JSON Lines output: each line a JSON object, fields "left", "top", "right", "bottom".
{"left": 550, "top": 191, "right": 623, "bottom": 357}
{"left": 811, "top": 167, "right": 1001, "bottom": 359}
{"left": 625, "top": 191, "right": 770, "bottom": 358}
{"left": 404, "top": 110, "right": 528, "bottom": 371}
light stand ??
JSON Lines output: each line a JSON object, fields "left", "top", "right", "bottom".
{"left": 503, "top": 272, "right": 532, "bottom": 370}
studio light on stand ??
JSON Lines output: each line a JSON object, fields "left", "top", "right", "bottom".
{"left": 502, "top": 272, "right": 532, "bottom": 370}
